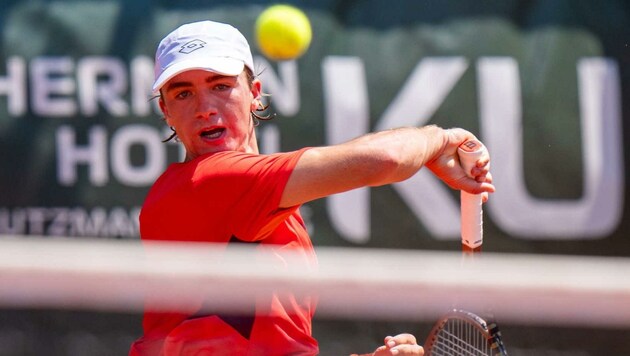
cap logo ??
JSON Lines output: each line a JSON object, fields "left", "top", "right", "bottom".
{"left": 179, "top": 39, "right": 206, "bottom": 54}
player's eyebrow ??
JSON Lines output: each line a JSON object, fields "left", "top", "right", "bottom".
{"left": 207, "top": 74, "right": 235, "bottom": 82}
{"left": 163, "top": 81, "right": 192, "bottom": 93}
{"left": 205, "top": 74, "right": 239, "bottom": 85}
{"left": 164, "top": 73, "right": 237, "bottom": 94}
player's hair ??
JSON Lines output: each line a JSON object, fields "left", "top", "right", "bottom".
{"left": 160, "top": 67, "right": 276, "bottom": 143}
{"left": 246, "top": 67, "right": 276, "bottom": 126}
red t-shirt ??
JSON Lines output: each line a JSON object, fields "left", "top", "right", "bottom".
{"left": 130, "top": 148, "right": 318, "bottom": 356}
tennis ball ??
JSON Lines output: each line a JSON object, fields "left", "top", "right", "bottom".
{"left": 255, "top": 4, "right": 312, "bottom": 61}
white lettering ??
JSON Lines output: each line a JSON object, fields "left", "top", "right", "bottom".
{"left": 26, "top": 207, "right": 46, "bottom": 235}
{"left": 130, "top": 55, "right": 159, "bottom": 116}
{"left": 69, "top": 207, "right": 108, "bottom": 236}
{"left": 0, "top": 208, "right": 26, "bottom": 234}
{"left": 322, "top": 56, "right": 370, "bottom": 243}
{"left": 111, "top": 124, "right": 165, "bottom": 186}
{"left": 31, "top": 57, "right": 77, "bottom": 117}
{"left": 0, "top": 57, "right": 27, "bottom": 116}
{"left": 323, "top": 56, "right": 623, "bottom": 243}
{"left": 1, "top": 55, "right": 159, "bottom": 118}
{"left": 0, "top": 54, "right": 624, "bottom": 243}
{"left": 376, "top": 57, "right": 469, "bottom": 240}
{"left": 479, "top": 57, "right": 624, "bottom": 239}
{"left": 49, "top": 208, "right": 71, "bottom": 236}
{"left": 102, "top": 206, "right": 137, "bottom": 237}
{"left": 77, "top": 57, "right": 129, "bottom": 116}
{"left": 56, "top": 125, "right": 108, "bottom": 186}
{"left": 322, "top": 57, "right": 469, "bottom": 243}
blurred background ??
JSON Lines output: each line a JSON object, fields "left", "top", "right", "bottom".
{"left": 0, "top": 0, "right": 629, "bottom": 355}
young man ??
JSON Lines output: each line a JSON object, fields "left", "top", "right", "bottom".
{"left": 130, "top": 20, "right": 494, "bottom": 355}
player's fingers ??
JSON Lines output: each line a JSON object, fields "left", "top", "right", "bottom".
{"left": 473, "top": 170, "right": 492, "bottom": 184}
{"left": 480, "top": 180, "right": 496, "bottom": 194}
{"left": 460, "top": 175, "right": 495, "bottom": 195}
{"left": 485, "top": 171, "right": 493, "bottom": 182}
{"left": 385, "top": 333, "right": 417, "bottom": 347}
{"left": 471, "top": 160, "right": 491, "bottom": 179}
{"left": 390, "top": 344, "right": 425, "bottom": 355}
{"left": 476, "top": 156, "right": 490, "bottom": 168}
{"left": 473, "top": 169, "right": 492, "bottom": 191}
{"left": 374, "top": 344, "right": 424, "bottom": 356}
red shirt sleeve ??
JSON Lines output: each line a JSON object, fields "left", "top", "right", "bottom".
{"left": 190, "top": 148, "right": 310, "bottom": 241}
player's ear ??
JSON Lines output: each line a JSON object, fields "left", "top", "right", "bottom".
{"left": 250, "top": 79, "right": 263, "bottom": 111}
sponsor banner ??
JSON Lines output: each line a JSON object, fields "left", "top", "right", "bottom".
{"left": 0, "top": 1, "right": 627, "bottom": 257}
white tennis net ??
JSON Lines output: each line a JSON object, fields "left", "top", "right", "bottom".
{"left": 1, "top": 235, "right": 629, "bottom": 329}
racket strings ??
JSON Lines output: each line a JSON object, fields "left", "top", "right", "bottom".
{"left": 430, "top": 318, "right": 494, "bottom": 356}
{"left": 433, "top": 333, "right": 486, "bottom": 356}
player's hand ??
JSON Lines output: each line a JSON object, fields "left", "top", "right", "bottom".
{"left": 350, "top": 333, "right": 424, "bottom": 356}
{"left": 426, "top": 128, "right": 495, "bottom": 199}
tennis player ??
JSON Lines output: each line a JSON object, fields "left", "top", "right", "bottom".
{"left": 129, "top": 20, "right": 494, "bottom": 356}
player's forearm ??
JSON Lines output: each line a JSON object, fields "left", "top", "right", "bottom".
{"left": 279, "top": 125, "right": 448, "bottom": 207}
{"left": 344, "top": 125, "right": 448, "bottom": 185}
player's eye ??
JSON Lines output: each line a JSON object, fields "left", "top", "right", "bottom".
{"left": 213, "top": 83, "right": 230, "bottom": 91}
{"left": 174, "top": 90, "right": 192, "bottom": 99}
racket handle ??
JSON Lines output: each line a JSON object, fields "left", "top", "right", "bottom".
{"left": 457, "top": 139, "right": 486, "bottom": 250}
{"left": 461, "top": 191, "right": 483, "bottom": 250}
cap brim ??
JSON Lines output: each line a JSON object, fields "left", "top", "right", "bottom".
{"left": 152, "top": 58, "right": 245, "bottom": 94}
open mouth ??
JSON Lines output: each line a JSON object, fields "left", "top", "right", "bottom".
{"left": 200, "top": 127, "right": 225, "bottom": 140}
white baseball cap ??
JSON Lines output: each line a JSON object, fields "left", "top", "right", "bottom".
{"left": 152, "top": 20, "right": 255, "bottom": 94}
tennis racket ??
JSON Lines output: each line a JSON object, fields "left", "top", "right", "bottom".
{"left": 424, "top": 139, "right": 508, "bottom": 356}
{"left": 424, "top": 309, "right": 507, "bottom": 355}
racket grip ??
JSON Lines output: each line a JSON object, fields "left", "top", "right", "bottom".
{"left": 461, "top": 191, "right": 482, "bottom": 249}
{"left": 457, "top": 139, "right": 486, "bottom": 249}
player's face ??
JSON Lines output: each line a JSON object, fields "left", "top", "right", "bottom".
{"left": 159, "top": 69, "right": 261, "bottom": 161}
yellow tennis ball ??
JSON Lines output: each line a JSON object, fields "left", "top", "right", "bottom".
{"left": 255, "top": 5, "right": 312, "bottom": 61}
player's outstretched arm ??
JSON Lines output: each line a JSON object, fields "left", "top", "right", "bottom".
{"left": 280, "top": 125, "right": 494, "bottom": 208}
